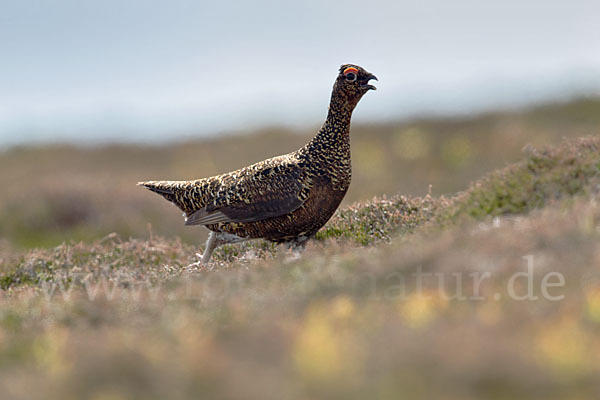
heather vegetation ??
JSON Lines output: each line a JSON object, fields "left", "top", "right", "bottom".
{"left": 2, "top": 98, "right": 599, "bottom": 248}
{"left": 1, "top": 99, "right": 600, "bottom": 399}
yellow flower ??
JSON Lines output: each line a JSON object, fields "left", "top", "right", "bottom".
{"left": 585, "top": 288, "right": 600, "bottom": 323}
{"left": 536, "top": 317, "right": 591, "bottom": 376}
{"left": 399, "top": 290, "right": 447, "bottom": 328}
{"left": 330, "top": 295, "right": 355, "bottom": 321}
{"left": 32, "top": 326, "right": 71, "bottom": 377}
{"left": 293, "top": 303, "right": 342, "bottom": 380}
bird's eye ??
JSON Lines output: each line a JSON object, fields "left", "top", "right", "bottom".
{"left": 343, "top": 67, "right": 358, "bottom": 82}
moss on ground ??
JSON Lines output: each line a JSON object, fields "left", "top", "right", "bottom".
{"left": 316, "top": 194, "right": 436, "bottom": 245}
{"left": 439, "top": 136, "right": 600, "bottom": 222}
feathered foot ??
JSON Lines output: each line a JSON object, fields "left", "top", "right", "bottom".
{"left": 188, "top": 231, "right": 247, "bottom": 267}
{"left": 284, "top": 236, "right": 310, "bottom": 262}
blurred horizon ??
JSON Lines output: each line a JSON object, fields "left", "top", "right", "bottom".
{"left": 2, "top": 0, "right": 599, "bottom": 148}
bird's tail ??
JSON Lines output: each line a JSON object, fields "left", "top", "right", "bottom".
{"left": 137, "top": 180, "right": 182, "bottom": 208}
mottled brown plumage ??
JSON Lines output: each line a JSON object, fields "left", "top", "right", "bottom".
{"left": 139, "top": 64, "right": 377, "bottom": 262}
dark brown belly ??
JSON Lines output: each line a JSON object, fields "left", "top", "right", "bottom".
{"left": 207, "top": 176, "right": 347, "bottom": 242}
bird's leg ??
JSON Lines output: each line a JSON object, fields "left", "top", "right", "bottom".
{"left": 196, "top": 232, "right": 247, "bottom": 264}
{"left": 199, "top": 232, "right": 219, "bottom": 264}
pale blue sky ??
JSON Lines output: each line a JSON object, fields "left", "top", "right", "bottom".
{"left": 1, "top": 0, "right": 599, "bottom": 146}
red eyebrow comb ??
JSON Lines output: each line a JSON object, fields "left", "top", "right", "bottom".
{"left": 343, "top": 67, "right": 358, "bottom": 76}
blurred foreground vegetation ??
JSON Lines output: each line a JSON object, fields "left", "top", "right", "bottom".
{"left": 1, "top": 97, "right": 600, "bottom": 249}
{"left": 1, "top": 99, "right": 600, "bottom": 399}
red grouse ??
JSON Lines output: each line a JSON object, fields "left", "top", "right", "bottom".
{"left": 139, "top": 64, "right": 377, "bottom": 263}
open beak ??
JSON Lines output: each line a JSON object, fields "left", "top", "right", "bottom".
{"left": 360, "top": 73, "right": 378, "bottom": 90}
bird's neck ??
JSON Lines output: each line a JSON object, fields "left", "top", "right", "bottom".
{"left": 303, "top": 93, "right": 354, "bottom": 159}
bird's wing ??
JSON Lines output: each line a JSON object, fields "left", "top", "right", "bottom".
{"left": 184, "top": 161, "right": 310, "bottom": 226}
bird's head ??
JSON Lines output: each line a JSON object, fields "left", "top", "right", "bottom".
{"left": 332, "top": 64, "right": 378, "bottom": 108}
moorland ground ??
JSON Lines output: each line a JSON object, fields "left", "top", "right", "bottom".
{"left": 1, "top": 99, "right": 600, "bottom": 399}
{"left": 1, "top": 98, "right": 599, "bottom": 248}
